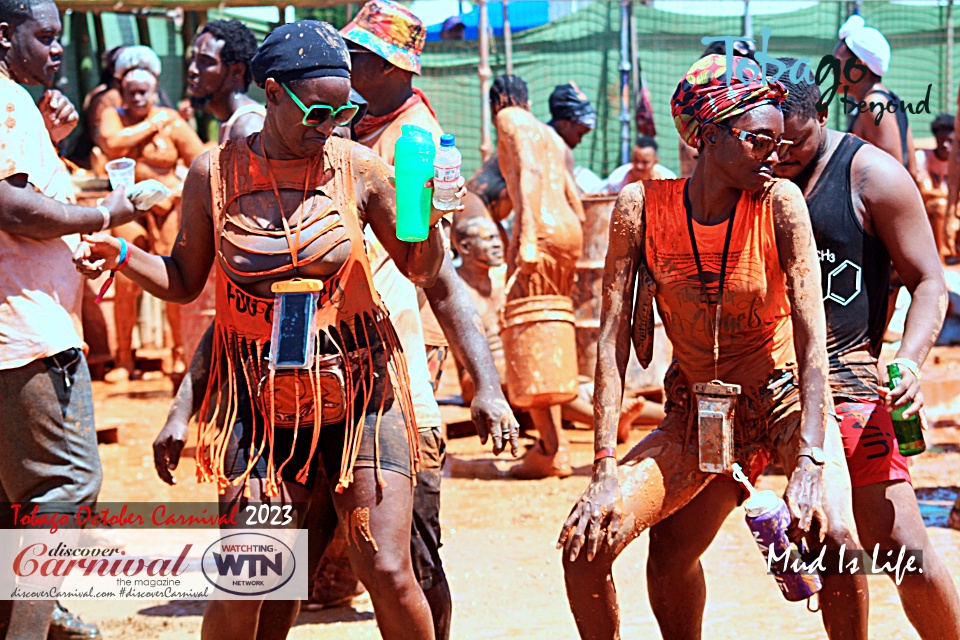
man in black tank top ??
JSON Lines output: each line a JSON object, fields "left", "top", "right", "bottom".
{"left": 774, "top": 63, "right": 960, "bottom": 639}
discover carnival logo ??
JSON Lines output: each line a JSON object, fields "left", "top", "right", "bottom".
{"left": 201, "top": 532, "right": 297, "bottom": 597}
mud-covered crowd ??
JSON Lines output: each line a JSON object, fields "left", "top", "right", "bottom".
{"left": 1, "top": 0, "right": 960, "bottom": 638}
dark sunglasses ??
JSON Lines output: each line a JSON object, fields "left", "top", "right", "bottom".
{"left": 282, "top": 83, "right": 360, "bottom": 127}
{"left": 714, "top": 122, "right": 793, "bottom": 159}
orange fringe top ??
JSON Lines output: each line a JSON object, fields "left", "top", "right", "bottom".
{"left": 197, "top": 135, "right": 419, "bottom": 497}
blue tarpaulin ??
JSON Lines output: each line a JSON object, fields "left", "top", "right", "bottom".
{"left": 425, "top": 1, "right": 552, "bottom": 41}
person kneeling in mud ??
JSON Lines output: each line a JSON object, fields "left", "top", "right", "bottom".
{"left": 558, "top": 54, "right": 866, "bottom": 640}
{"left": 73, "top": 21, "right": 463, "bottom": 640}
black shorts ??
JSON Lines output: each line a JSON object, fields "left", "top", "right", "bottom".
{"left": 411, "top": 426, "right": 446, "bottom": 590}
{"left": 223, "top": 346, "right": 413, "bottom": 491}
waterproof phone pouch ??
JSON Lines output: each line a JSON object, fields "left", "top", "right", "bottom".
{"left": 269, "top": 279, "right": 323, "bottom": 371}
{"left": 693, "top": 380, "right": 741, "bottom": 474}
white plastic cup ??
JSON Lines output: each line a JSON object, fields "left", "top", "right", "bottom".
{"left": 105, "top": 158, "right": 136, "bottom": 191}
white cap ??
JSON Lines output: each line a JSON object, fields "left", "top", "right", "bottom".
{"left": 114, "top": 45, "right": 162, "bottom": 80}
{"left": 839, "top": 15, "right": 891, "bottom": 77}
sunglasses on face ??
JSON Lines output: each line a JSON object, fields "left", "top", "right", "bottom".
{"left": 282, "top": 83, "right": 360, "bottom": 127}
{"left": 714, "top": 122, "right": 793, "bottom": 159}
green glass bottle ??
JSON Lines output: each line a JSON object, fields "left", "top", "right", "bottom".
{"left": 394, "top": 124, "right": 436, "bottom": 242}
{"left": 886, "top": 363, "right": 926, "bottom": 456}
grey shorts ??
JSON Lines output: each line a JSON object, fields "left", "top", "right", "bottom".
{"left": 0, "top": 349, "right": 102, "bottom": 516}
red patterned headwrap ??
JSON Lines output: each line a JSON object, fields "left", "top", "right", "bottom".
{"left": 671, "top": 54, "right": 787, "bottom": 149}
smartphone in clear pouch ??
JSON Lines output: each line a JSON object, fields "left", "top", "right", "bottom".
{"left": 693, "top": 380, "right": 741, "bottom": 474}
{"left": 269, "top": 279, "right": 324, "bottom": 371}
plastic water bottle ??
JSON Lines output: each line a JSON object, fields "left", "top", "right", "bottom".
{"left": 432, "top": 134, "right": 461, "bottom": 211}
{"left": 887, "top": 363, "right": 926, "bottom": 456}
{"left": 733, "top": 464, "right": 823, "bottom": 603}
{"left": 394, "top": 124, "right": 436, "bottom": 242}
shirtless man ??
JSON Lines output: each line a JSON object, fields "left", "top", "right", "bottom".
{"left": 450, "top": 195, "right": 507, "bottom": 404}
{"left": 774, "top": 62, "right": 960, "bottom": 640}
{"left": 490, "top": 73, "right": 584, "bottom": 479}
{"left": 835, "top": 15, "right": 918, "bottom": 179}
{"left": 186, "top": 18, "right": 264, "bottom": 143}
{"left": 915, "top": 113, "right": 954, "bottom": 258}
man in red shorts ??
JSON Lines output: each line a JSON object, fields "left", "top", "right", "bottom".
{"left": 774, "top": 59, "right": 960, "bottom": 638}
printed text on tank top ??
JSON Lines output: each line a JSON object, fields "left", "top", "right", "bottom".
{"left": 644, "top": 179, "right": 795, "bottom": 391}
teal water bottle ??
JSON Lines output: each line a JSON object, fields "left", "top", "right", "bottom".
{"left": 887, "top": 363, "right": 926, "bottom": 456}
{"left": 394, "top": 124, "right": 436, "bottom": 242}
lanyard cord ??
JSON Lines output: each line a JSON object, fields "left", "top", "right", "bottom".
{"left": 259, "top": 133, "right": 316, "bottom": 268}
{"left": 684, "top": 184, "right": 737, "bottom": 381}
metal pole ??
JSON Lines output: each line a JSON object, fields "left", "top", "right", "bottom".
{"left": 948, "top": 0, "right": 955, "bottom": 113}
{"left": 502, "top": 0, "right": 513, "bottom": 75}
{"left": 743, "top": 0, "right": 752, "bottom": 40}
{"left": 479, "top": 0, "right": 492, "bottom": 161}
{"left": 619, "top": 0, "right": 631, "bottom": 164}
{"left": 630, "top": 1, "right": 640, "bottom": 98}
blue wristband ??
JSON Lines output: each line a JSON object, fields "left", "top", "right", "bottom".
{"left": 116, "top": 237, "right": 129, "bottom": 270}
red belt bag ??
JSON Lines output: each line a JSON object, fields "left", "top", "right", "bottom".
{"left": 256, "top": 348, "right": 370, "bottom": 428}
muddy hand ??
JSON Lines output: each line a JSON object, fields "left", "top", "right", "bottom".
{"left": 784, "top": 460, "right": 825, "bottom": 544}
{"left": 153, "top": 419, "right": 188, "bottom": 485}
{"left": 558, "top": 458, "right": 622, "bottom": 562}
{"left": 39, "top": 90, "right": 79, "bottom": 144}
{"left": 73, "top": 234, "right": 122, "bottom": 278}
{"left": 471, "top": 387, "right": 519, "bottom": 457}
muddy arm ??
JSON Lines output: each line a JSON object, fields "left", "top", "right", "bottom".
{"left": 772, "top": 180, "right": 828, "bottom": 535}
{"left": 73, "top": 152, "right": 216, "bottom": 304}
{"left": 773, "top": 180, "right": 828, "bottom": 451}
{"left": 95, "top": 106, "right": 162, "bottom": 157}
{"left": 593, "top": 184, "right": 645, "bottom": 456}
{"left": 557, "top": 183, "right": 645, "bottom": 561}
{"left": 423, "top": 253, "right": 517, "bottom": 454}
{"left": 856, "top": 146, "right": 947, "bottom": 416}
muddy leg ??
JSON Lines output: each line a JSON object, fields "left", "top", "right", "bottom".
{"left": 647, "top": 476, "right": 740, "bottom": 639}
{"left": 854, "top": 480, "right": 960, "bottom": 640}
{"left": 562, "top": 424, "right": 711, "bottom": 640}
{"left": 333, "top": 468, "right": 434, "bottom": 640}
{"left": 201, "top": 479, "right": 312, "bottom": 640}
{"left": 510, "top": 405, "right": 571, "bottom": 479}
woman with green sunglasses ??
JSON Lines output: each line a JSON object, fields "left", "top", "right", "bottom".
{"left": 73, "top": 20, "right": 462, "bottom": 640}
{"left": 281, "top": 82, "right": 360, "bottom": 128}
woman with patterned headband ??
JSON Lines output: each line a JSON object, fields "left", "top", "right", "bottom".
{"left": 74, "top": 20, "right": 460, "bottom": 640}
{"left": 558, "top": 54, "right": 865, "bottom": 639}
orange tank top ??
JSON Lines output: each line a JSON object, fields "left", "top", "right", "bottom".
{"left": 644, "top": 179, "right": 795, "bottom": 391}
{"left": 196, "top": 135, "right": 418, "bottom": 497}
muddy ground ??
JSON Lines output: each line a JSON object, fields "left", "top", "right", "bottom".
{"left": 61, "top": 356, "right": 960, "bottom": 640}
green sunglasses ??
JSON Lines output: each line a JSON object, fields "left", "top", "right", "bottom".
{"left": 282, "top": 83, "right": 360, "bottom": 128}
